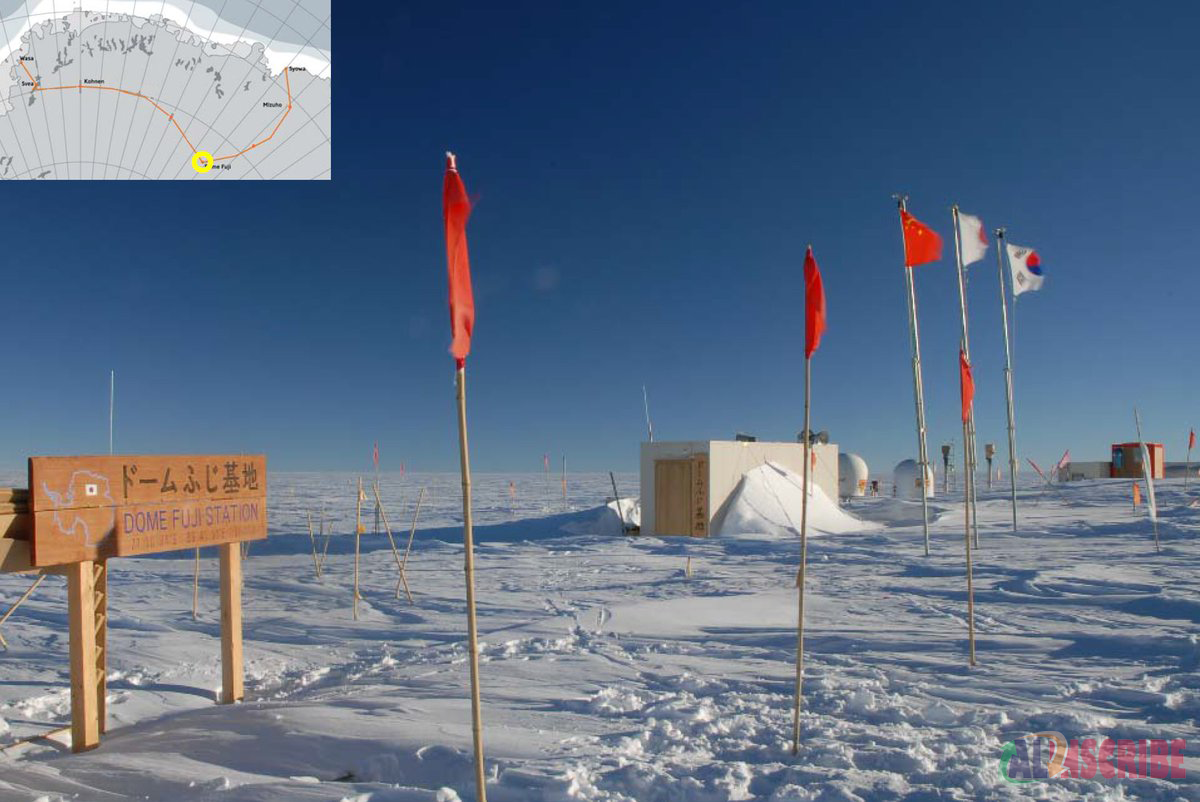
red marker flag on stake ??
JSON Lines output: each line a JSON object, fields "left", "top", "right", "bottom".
{"left": 804, "top": 246, "right": 826, "bottom": 359}
{"left": 444, "top": 152, "right": 475, "bottom": 366}
{"left": 373, "top": 442, "right": 379, "bottom": 470}
{"left": 901, "top": 210, "right": 943, "bottom": 267}
{"left": 1190, "top": 429, "right": 1196, "bottom": 451}
{"left": 959, "top": 349, "right": 975, "bottom": 424}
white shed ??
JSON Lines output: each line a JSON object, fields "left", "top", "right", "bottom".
{"left": 640, "top": 440, "right": 839, "bottom": 537}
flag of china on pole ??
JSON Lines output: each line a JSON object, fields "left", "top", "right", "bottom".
{"left": 443, "top": 151, "right": 488, "bottom": 802}
{"left": 901, "top": 210, "right": 943, "bottom": 267}
{"left": 793, "top": 245, "right": 826, "bottom": 756}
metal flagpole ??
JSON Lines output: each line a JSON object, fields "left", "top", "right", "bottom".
{"left": 896, "top": 196, "right": 931, "bottom": 555}
{"left": 994, "top": 229, "right": 1019, "bottom": 533}
{"left": 792, "top": 355, "right": 812, "bottom": 755}
{"left": 951, "top": 207, "right": 981, "bottom": 548}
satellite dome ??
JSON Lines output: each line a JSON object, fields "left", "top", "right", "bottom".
{"left": 893, "top": 459, "right": 934, "bottom": 500}
{"left": 838, "top": 453, "right": 869, "bottom": 498}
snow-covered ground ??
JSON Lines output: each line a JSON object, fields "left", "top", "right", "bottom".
{"left": 1, "top": 470, "right": 1198, "bottom": 801}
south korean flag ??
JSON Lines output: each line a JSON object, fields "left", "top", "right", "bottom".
{"left": 1005, "top": 244, "right": 1045, "bottom": 296}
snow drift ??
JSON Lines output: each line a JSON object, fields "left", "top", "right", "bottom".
{"left": 714, "top": 461, "right": 868, "bottom": 538}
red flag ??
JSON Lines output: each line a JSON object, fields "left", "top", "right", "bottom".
{"left": 373, "top": 442, "right": 379, "bottom": 470}
{"left": 443, "top": 152, "right": 475, "bottom": 366}
{"left": 1190, "top": 429, "right": 1196, "bottom": 451}
{"left": 959, "top": 349, "right": 974, "bottom": 423}
{"left": 901, "top": 210, "right": 943, "bottom": 267}
{"left": 803, "top": 246, "right": 826, "bottom": 359}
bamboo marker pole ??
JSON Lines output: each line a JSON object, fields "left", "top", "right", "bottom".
{"left": 792, "top": 356, "right": 812, "bottom": 755}
{"left": 372, "top": 482, "right": 408, "bottom": 600}
{"left": 456, "top": 365, "right": 488, "bottom": 801}
{"left": 1134, "top": 408, "right": 1160, "bottom": 552}
{"left": 0, "top": 574, "right": 46, "bottom": 649}
{"left": 1186, "top": 433, "right": 1194, "bottom": 492}
{"left": 354, "top": 477, "right": 363, "bottom": 620}
{"left": 306, "top": 511, "right": 322, "bottom": 578}
{"left": 397, "top": 487, "right": 426, "bottom": 602}
{"left": 561, "top": 456, "right": 568, "bottom": 512}
{"left": 192, "top": 549, "right": 200, "bottom": 619}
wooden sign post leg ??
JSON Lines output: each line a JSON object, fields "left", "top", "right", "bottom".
{"left": 67, "top": 560, "right": 100, "bottom": 752}
{"left": 219, "top": 543, "right": 244, "bottom": 704}
{"left": 94, "top": 561, "right": 108, "bottom": 734}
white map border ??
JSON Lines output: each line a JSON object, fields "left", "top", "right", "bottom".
{"left": 0, "top": 0, "right": 330, "bottom": 80}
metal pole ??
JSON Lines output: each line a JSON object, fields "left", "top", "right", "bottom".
{"left": 792, "top": 356, "right": 812, "bottom": 755}
{"left": 642, "top": 385, "right": 654, "bottom": 443}
{"left": 897, "top": 196, "right": 931, "bottom": 555}
{"left": 456, "top": 366, "right": 489, "bottom": 802}
{"left": 995, "top": 229, "right": 1019, "bottom": 533}
{"left": 951, "top": 206, "right": 980, "bottom": 548}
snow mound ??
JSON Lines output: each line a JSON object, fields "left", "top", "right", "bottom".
{"left": 560, "top": 498, "right": 640, "bottom": 537}
{"left": 714, "top": 461, "right": 868, "bottom": 538}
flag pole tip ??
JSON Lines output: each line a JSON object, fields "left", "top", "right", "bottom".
{"left": 445, "top": 151, "right": 457, "bottom": 170}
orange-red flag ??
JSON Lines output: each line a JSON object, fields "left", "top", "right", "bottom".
{"left": 901, "top": 209, "right": 943, "bottom": 267}
{"left": 443, "top": 152, "right": 475, "bottom": 366}
{"left": 804, "top": 246, "right": 826, "bottom": 359}
{"left": 959, "top": 349, "right": 974, "bottom": 423}
{"left": 1190, "top": 428, "right": 1196, "bottom": 451}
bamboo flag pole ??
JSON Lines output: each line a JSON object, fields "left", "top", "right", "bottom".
{"left": 792, "top": 245, "right": 826, "bottom": 756}
{"left": 896, "top": 196, "right": 932, "bottom": 555}
{"left": 445, "top": 151, "right": 487, "bottom": 802}
{"left": 354, "top": 477, "right": 364, "bottom": 620}
{"left": 457, "top": 365, "right": 488, "bottom": 800}
{"left": 371, "top": 482, "right": 408, "bottom": 600}
{"left": 1134, "top": 408, "right": 1160, "bottom": 552}
{"left": 994, "top": 229, "right": 1020, "bottom": 533}
{"left": 561, "top": 456, "right": 567, "bottom": 512}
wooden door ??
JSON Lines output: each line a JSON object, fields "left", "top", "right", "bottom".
{"left": 655, "top": 460, "right": 693, "bottom": 536}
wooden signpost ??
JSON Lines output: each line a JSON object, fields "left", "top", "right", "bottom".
{"left": 1, "top": 454, "right": 267, "bottom": 753}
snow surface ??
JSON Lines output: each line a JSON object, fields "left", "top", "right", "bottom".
{"left": 1, "top": 471, "right": 1198, "bottom": 801}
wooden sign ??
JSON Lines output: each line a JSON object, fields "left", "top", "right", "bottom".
{"left": 29, "top": 455, "right": 267, "bottom": 567}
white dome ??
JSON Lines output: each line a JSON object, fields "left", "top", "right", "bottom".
{"left": 838, "top": 453, "right": 869, "bottom": 498}
{"left": 893, "top": 459, "right": 935, "bottom": 500}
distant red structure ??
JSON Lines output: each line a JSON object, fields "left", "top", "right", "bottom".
{"left": 1111, "top": 442, "right": 1164, "bottom": 479}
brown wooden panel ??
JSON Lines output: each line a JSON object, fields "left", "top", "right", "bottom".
{"left": 655, "top": 459, "right": 693, "bottom": 536}
{"left": 29, "top": 456, "right": 267, "bottom": 567}
{"left": 691, "top": 455, "right": 709, "bottom": 537}
{"left": 30, "top": 455, "right": 266, "bottom": 511}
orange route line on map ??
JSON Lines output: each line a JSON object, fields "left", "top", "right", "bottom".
{"left": 17, "top": 57, "right": 293, "bottom": 166}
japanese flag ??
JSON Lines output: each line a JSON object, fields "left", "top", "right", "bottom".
{"left": 958, "top": 211, "right": 988, "bottom": 266}
{"left": 1006, "top": 243, "right": 1045, "bottom": 296}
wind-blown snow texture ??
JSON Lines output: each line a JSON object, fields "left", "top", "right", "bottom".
{"left": 1, "top": 470, "right": 1198, "bottom": 801}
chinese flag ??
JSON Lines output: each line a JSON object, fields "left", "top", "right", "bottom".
{"left": 804, "top": 246, "right": 826, "bottom": 359}
{"left": 959, "top": 349, "right": 975, "bottom": 423}
{"left": 443, "top": 152, "right": 475, "bottom": 366}
{"left": 901, "top": 210, "right": 943, "bottom": 267}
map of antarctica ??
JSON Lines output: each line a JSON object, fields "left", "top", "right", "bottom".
{"left": 0, "top": 1, "right": 330, "bottom": 179}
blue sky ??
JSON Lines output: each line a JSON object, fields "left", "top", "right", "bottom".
{"left": 2, "top": 1, "right": 1197, "bottom": 475}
